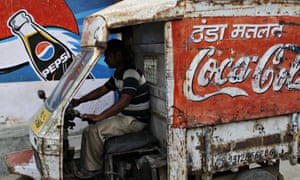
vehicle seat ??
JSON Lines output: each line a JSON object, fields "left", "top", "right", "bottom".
{"left": 104, "top": 128, "right": 159, "bottom": 180}
{"left": 105, "top": 128, "right": 157, "bottom": 154}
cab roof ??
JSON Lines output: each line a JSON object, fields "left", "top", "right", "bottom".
{"left": 81, "top": 0, "right": 300, "bottom": 46}
{"left": 88, "top": 0, "right": 183, "bottom": 29}
{"left": 87, "top": 0, "right": 300, "bottom": 29}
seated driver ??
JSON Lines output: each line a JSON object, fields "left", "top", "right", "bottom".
{"left": 72, "top": 39, "right": 150, "bottom": 179}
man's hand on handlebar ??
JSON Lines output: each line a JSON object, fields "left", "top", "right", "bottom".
{"left": 81, "top": 114, "right": 97, "bottom": 121}
{"left": 70, "top": 98, "right": 106, "bottom": 125}
{"left": 81, "top": 113, "right": 99, "bottom": 125}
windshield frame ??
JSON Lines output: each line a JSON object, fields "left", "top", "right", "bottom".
{"left": 45, "top": 47, "right": 103, "bottom": 112}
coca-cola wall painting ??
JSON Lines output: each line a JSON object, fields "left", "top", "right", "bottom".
{"left": 172, "top": 16, "right": 300, "bottom": 127}
{"left": 0, "top": 0, "right": 115, "bottom": 82}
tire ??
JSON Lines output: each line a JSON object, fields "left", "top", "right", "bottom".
{"left": 234, "top": 168, "right": 276, "bottom": 180}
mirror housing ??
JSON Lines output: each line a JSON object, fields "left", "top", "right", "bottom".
{"left": 37, "top": 90, "right": 47, "bottom": 101}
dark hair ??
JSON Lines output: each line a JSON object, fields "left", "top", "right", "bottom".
{"left": 105, "top": 39, "right": 134, "bottom": 68}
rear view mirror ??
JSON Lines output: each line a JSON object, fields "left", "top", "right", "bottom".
{"left": 37, "top": 90, "right": 47, "bottom": 101}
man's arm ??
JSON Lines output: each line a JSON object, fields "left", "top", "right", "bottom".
{"left": 72, "top": 85, "right": 110, "bottom": 107}
{"left": 82, "top": 93, "right": 133, "bottom": 122}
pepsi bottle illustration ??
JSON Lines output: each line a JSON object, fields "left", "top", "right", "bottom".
{"left": 8, "top": 10, "right": 73, "bottom": 80}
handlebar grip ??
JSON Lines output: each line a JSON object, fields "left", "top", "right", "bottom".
{"left": 81, "top": 118, "right": 95, "bottom": 125}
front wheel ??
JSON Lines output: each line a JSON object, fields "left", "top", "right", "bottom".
{"left": 233, "top": 169, "right": 276, "bottom": 180}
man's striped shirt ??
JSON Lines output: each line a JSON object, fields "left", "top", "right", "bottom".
{"left": 105, "top": 68, "right": 150, "bottom": 123}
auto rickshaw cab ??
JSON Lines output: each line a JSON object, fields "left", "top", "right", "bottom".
{"left": 5, "top": 0, "right": 300, "bottom": 179}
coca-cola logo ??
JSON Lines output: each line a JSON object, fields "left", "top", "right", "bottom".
{"left": 184, "top": 44, "right": 300, "bottom": 101}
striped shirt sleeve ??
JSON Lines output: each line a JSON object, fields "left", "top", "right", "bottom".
{"left": 122, "top": 69, "right": 140, "bottom": 95}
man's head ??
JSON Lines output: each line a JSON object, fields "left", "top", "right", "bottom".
{"left": 104, "top": 39, "right": 133, "bottom": 69}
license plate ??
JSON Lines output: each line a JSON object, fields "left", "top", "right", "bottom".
{"left": 31, "top": 108, "right": 50, "bottom": 134}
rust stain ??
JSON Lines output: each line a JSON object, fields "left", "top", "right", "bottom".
{"left": 210, "top": 133, "right": 293, "bottom": 153}
{"left": 279, "top": 20, "right": 300, "bottom": 26}
{"left": 205, "top": 0, "right": 300, "bottom": 6}
{"left": 234, "top": 133, "right": 290, "bottom": 150}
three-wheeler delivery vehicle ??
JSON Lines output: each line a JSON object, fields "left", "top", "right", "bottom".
{"left": 5, "top": 0, "right": 300, "bottom": 179}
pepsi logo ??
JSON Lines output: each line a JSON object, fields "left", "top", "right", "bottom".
{"left": 35, "top": 41, "right": 54, "bottom": 61}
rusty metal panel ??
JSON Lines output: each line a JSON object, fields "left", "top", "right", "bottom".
{"left": 165, "top": 21, "right": 189, "bottom": 180}
{"left": 186, "top": 1, "right": 300, "bottom": 17}
{"left": 168, "top": 128, "right": 188, "bottom": 180}
{"left": 43, "top": 138, "right": 61, "bottom": 178}
{"left": 172, "top": 16, "right": 300, "bottom": 127}
{"left": 81, "top": 16, "right": 108, "bottom": 47}
{"left": 87, "top": 0, "right": 300, "bottom": 35}
{"left": 88, "top": 0, "right": 184, "bottom": 30}
{"left": 4, "top": 149, "right": 41, "bottom": 179}
{"left": 187, "top": 114, "right": 298, "bottom": 173}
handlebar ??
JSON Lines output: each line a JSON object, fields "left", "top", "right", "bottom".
{"left": 64, "top": 106, "right": 95, "bottom": 129}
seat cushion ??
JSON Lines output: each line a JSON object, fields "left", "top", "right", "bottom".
{"left": 104, "top": 129, "right": 157, "bottom": 154}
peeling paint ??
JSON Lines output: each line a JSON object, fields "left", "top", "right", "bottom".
{"left": 5, "top": 150, "right": 41, "bottom": 179}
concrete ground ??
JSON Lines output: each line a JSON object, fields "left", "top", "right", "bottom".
{"left": 0, "top": 175, "right": 30, "bottom": 180}
{"left": 280, "top": 161, "right": 300, "bottom": 180}
{"left": 1, "top": 160, "right": 299, "bottom": 180}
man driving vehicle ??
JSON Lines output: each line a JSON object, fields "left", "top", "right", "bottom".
{"left": 72, "top": 39, "right": 150, "bottom": 179}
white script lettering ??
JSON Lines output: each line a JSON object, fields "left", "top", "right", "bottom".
{"left": 184, "top": 44, "right": 300, "bottom": 101}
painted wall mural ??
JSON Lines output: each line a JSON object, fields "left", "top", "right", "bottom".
{"left": 172, "top": 16, "right": 300, "bottom": 127}
{"left": 0, "top": 0, "right": 115, "bottom": 82}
